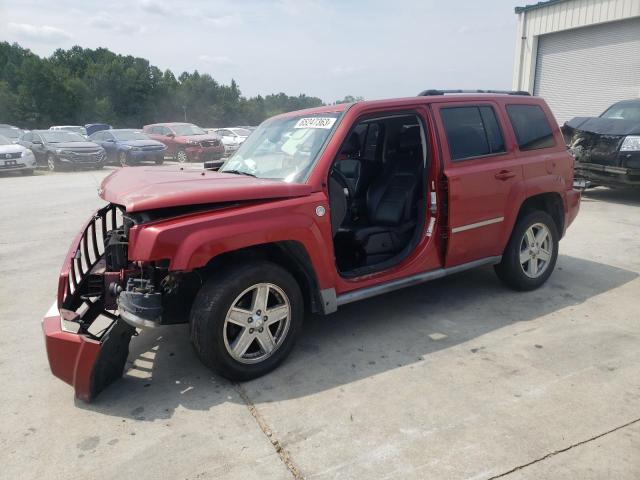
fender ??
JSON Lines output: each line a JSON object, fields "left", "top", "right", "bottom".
{"left": 127, "top": 192, "right": 336, "bottom": 289}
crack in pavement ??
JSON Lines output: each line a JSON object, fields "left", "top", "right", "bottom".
{"left": 486, "top": 417, "right": 640, "bottom": 479}
{"left": 234, "top": 383, "right": 305, "bottom": 480}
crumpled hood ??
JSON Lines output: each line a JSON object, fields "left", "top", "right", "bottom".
{"left": 565, "top": 116, "right": 640, "bottom": 136}
{"left": 99, "top": 166, "right": 312, "bottom": 212}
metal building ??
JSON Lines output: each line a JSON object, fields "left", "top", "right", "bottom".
{"left": 512, "top": 0, "right": 640, "bottom": 123}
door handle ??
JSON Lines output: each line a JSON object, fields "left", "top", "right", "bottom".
{"left": 495, "top": 170, "right": 516, "bottom": 181}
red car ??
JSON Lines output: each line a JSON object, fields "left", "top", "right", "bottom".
{"left": 43, "top": 91, "right": 581, "bottom": 401}
{"left": 143, "top": 122, "right": 225, "bottom": 165}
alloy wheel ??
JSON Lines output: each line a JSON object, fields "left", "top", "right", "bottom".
{"left": 119, "top": 151, "right": 127, "bottom": 167}
{"left": 519, "top": 223, "right": 553, "bottom": 278}
{"left": 47, "top": 156, "right": 56, "bottom": 171}
{"left": 176, "top": 150, "right": 188, "bottom": 163}
{"left": 223, "top": 283, "right": 291, "bottom": 364}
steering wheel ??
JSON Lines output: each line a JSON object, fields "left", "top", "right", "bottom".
{"left": 330, "top": 166, "right": 354, "bottom": 200}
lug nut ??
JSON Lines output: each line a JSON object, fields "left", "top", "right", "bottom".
{"left": 249, "top": 328, "right": 254, "bottom": 334}
{"left": 256, "top": 310, "right": 262, "bottom": 315}
{"left": 263, "top": 316, "right": 268, "bottom": 321}
{"left": 258, "top": 327, "right": 264, "bottom": 333}
{"left": 248, "top": 317, "right": 253, "bottom": 323}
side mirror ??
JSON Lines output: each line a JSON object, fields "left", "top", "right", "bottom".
{"left": 166, "top": 133, "right": 175, "bottom": 138}
{"left": 32, "top": 140, "right": 42, "bottom": 145}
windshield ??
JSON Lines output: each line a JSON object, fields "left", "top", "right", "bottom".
{"left": 230, "top": 128, "right": 252, "bottom": 136}
{"left": 0, "top": 135, "right": 12, "bottom": 145}
{"left": 0, "top": 128, "right": 20, "bottom": 139}
{"left": 171, "top": 124, "right": 206, "bottom": 136}
{"left": 112, "top": 130, "right": 149, "bottom": 141}
{"left": 41, "top": 131, "right": 86, "bottom": 143}
{"left": 601, "top": 104, "right": 640, "bottom": 122}
{"left": 220, "top": 113, "right": 340, "bottom": 181}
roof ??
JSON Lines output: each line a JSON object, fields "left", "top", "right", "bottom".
{"left": 514, "top": 0, "right": 566, "bottom": 14}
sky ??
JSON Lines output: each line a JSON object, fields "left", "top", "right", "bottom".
{"left": 0, "top": 0, "right": 522, "bottom": 103}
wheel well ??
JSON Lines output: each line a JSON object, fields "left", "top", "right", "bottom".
{"left": 517, "top": 193, "right": 564, "bottom": 236}
{"left": 199, "top": 242, "right": 322, "bottom": 314}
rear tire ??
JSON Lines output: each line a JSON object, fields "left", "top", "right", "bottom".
{"left": 494, "top": 210, "right": 559, "bottom": 291}
{"left": 190, "top": 261, "right": 303, "bottom": 381}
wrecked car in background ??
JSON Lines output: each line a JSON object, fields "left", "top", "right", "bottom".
{"left": 563, "top": 98, "right": 640, "bottom": 188}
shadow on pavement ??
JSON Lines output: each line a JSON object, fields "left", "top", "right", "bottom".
{"left": 80, "top": 254, "right": 637, "bottom": 420}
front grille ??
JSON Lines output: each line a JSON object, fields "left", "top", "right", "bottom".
{"left": 200, "top": 139, "right": 220, "bottom": 147}
{"left": 1, "top": 152, "right": 21, "bottom": 160}
{"left": 572, "top": 132, "right": 624, "bottom": 167}
{"left": 0, "top": 162, "right": 25, "bottom": 169}
{"left": 61, "top": 204, "right": 125, "bottom": 311}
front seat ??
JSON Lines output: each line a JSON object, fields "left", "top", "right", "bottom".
{"left": 352, "top": 127, "right": 423, "bottom": 265}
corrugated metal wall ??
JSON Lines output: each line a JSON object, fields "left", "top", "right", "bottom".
{"left": 533, "top": 16, "right": 640, "bottom": 123}
{"left": 513, "top": 0, "right": 640, "bottom": 92}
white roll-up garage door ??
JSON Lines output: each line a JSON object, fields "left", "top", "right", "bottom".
{"left": 533, "top": 16, "right": 640, "bottom": 124}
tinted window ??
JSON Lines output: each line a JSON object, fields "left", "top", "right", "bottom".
{"left": 91, "top": 132, "right": 104, "bottom": 141}
{"left": 441, "top": 106, "right": 505, "bottom": 160}
{"left": 22, "top": 132, "right": 33, "bottom": 142}
{"left": 363, "top": 123, "right": 380, "bottom": 160}
{"left": 506, "top": 104, "right": 555, "bottom": 151}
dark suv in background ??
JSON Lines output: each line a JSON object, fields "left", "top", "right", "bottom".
{"left": 143, "top": 122, "right": 225, "bottom": 165}
{"left": 19, "top": 130, "right": 106, "bottom": 171}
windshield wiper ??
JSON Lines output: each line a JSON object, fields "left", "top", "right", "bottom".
{"left": 223, "top": 169, "right": 256, "bottom": 177}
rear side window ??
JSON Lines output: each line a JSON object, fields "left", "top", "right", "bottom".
{"left": 440, "top": 106, "right": 505, "bottom": 161}
{"left": 506, "top": 104, "right": 555, "bottom": 151}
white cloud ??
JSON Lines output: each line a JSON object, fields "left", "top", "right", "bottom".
{"left": 6, "top": 23, "right": 72, "bottom": 42}
{"left": 89, "top": 12, "right": 147, "bottom": 34}
{"left": 139, "top": 0, "right": 169, "bottom": 15}
{"left": 202, "top": 14, "right": 239, "bottom": 27}
{"left": 199, "top": 55, "right": 233, "bottom": 65}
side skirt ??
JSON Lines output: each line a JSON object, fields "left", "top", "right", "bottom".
{"left": 332, "top": 256, "right": 502, "bottom": 310}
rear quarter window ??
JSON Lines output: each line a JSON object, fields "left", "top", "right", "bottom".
{"left": 506, "top": 104, "right": 555, "bottom": 151}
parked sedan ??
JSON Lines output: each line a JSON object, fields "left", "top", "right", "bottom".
{"left": 0, "top": 134, "right": 36, "bottom": 175}
{"left": 90, "top": 129, "right": 166, "bottom": 166}
{"left": 563, "top": 98, "right": 640, "bottom": 188}
{"left": 213, "top": 127, "right": 252, "bottom": 155}
{"left": 19, "top": 130, "right": 106, "bottom": 171}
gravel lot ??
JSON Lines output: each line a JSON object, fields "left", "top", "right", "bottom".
{"left": 1, "top": 167, "right": 639, "bottom": 480}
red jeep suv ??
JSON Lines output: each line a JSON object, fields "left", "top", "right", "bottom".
{"left": 43, "top": 91, "right": 581, "bottom": 401}
{"left": 143, "top": 122, "right": 225, "bottom": 165}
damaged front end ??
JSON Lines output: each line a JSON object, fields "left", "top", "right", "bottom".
{"left": 42, "top": 204, "right": 175, "bottom": 402}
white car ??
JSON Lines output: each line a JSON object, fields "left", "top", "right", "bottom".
{"left": 212, "top": 127, "right": 252, "bottom": 155}
{"left": 0, "top": 134, "right": 37, "bottom": 175}
{"left": 50, "top": 125, "right": 88, "bottom": 138}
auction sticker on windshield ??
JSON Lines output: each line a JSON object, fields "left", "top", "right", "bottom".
{"left": 294, "top": 117, "right": 337, "bottom": 129}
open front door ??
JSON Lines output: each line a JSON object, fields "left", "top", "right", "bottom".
{"left": 432, "top": 101, "right": 526, "bottom": 267}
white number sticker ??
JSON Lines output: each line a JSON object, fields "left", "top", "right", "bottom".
{"left": 294, "top": 117, "right": 337, "bottom": 129}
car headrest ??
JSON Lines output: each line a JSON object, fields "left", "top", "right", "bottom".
{"left": 398, "top": 126, "right": 422, "bottom": 151}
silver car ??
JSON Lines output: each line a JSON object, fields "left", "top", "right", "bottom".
{"left": 0, "top": 134, "right": 37, "bottom": 175}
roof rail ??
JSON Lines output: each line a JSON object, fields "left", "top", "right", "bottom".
{"left": 418, "top": 89, "right": 531, "bottom": 96}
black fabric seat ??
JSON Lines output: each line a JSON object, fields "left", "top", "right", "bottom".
{"left": 347, "top": 127, "right": 423, "bottom": 265}
{"left": 334, "top": 132, "right": 377, "bottom": 200}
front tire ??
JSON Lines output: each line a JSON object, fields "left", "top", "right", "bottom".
{"left": 190, "top": 262, "right": 303, "bottom": 381}
{"left": 118, "top": 151, "right": 128, "bottom": 167}
{"left": 494, "top": 210, "right": 559, "bottom": 291}
{"left": 47, "top": 153, "right": 58, "bottom": 172}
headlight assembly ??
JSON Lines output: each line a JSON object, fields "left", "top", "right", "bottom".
{"left": 620, "top": 136, "right": 640, "bottom": 152}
